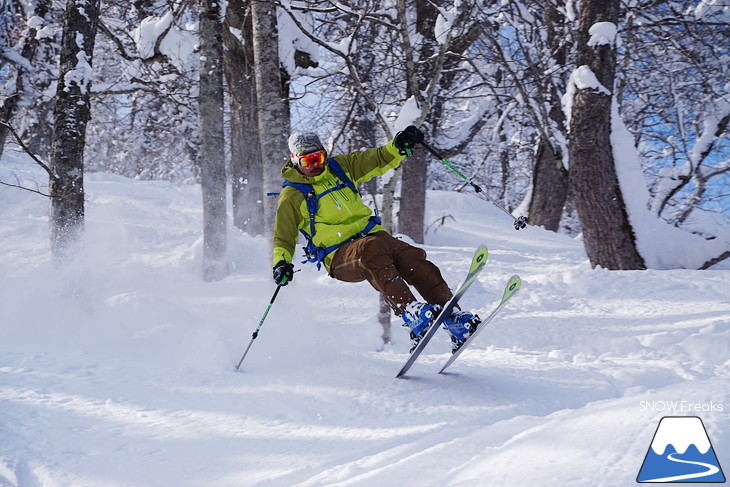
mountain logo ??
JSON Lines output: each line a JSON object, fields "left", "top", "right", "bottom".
{"left": 637, "top": 416, "right": 726, "bottom": 483}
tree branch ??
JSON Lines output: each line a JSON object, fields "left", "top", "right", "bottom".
{"left": 0, "top": 120, "right": 58, "bottom": 182}
{"left": 700, "top": 250, "right": 730, "bottom": 270}
{"left": 0, "top": 177, "right": 51, "bottom": 197}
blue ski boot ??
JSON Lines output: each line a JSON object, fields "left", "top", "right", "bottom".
{"left": 443, "top": 310, "right": 481, "bottom": 353}
{"left": 401, "top": 302, "right": 443, "bottom": 353}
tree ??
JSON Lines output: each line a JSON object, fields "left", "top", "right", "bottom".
{"left": 620, "top": 1, "right": 730, "bottom": 232}
{"left": 566, "top": 0, "right": 645, "bottom": 269}
{"left": 251, "top": 0, "right": 289, "bottom": 236}
{"left": 198, "top": 0, "right": 228, "bottom": 281}
{"left": 279, "top": 0, "right": 485, "bottom": 243}
{"left": 525, "top": 2, "right": 571, "bottom": 232}
{"left": 85, "top": 1, "right": 199, "bottom": 182}
{"left": 0, "top": 0, "right": 58, "bottom": 161}
{"left": 396, "top": 0, "right": 483, "bottom": 243}
{"left": 223, "top": 0, "right": 265, "bottom": 236}
{"left": 48, "top": 0, "right": 100, "bottom": 263}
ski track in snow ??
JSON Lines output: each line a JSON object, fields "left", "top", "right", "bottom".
{"left": 1, "top": 154, "right": 729, "bottom": 486}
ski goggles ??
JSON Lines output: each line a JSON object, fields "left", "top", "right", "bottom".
{"left": 295, "top": 149, "right": 327, "bottom": 168}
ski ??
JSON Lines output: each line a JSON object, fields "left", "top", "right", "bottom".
{"left": 396, "top": 245, "right": 488, "bottom": 378}
{"left": 438, "top": 275, "right": 521, "bottom": 374}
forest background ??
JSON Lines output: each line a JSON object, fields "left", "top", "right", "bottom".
{"left": 1, "top": 0, "right": 729, "bottom": 284}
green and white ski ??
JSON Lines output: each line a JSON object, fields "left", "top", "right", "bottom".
{"left": 439, "top": 275, "right": 521, "bottom": 374}
{"left": 396, "top": 245, "right": 488, "bottom": 378}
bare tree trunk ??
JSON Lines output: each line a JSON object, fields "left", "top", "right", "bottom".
{"left": 380, "top": 173, "right": 399, "bottom": 342}
{"left": 529, "top": 137, "right": 569, "bottom": 231}
{"left": 49, "top": 0, "right": 100, "bottom": 264}
{"left": 398, "top": 150, "right": 427, "bottom": 243}
{"left": 251, "top": 0, "right": 289, "bottom": 236}
{"left": 348, "top": 97, "right": 394, "bottom": 345}
{"left": 199, "top": 0, "right": 228, "bottom": 281}
{"left": 527, "top": 3, "right": 570, "bottom": 231}
{"left": 397, "top": 0, "right": 481, "bottom": 243}
{"left": 568, "top": 0, "right": 645, "bottom": 270}
{"left": 223, "top": 0, "right": 265, "bottom": 236}
{"left": 396, "top": 0, "right": 437, "bottom": 244}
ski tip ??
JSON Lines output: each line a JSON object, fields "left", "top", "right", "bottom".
{"left": 502, "top": 275, "right": 521, "bottom": 300}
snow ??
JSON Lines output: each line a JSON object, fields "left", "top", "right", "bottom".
{"left": 692, "top": 0, "right": 730, "bottom": 21}
{"left": 393, "top": 96, "right": 422, "bottom": 133}
{"left": 611, "top": 100, "right": 730, "bottom": 269}
{"left": 434, "top": 0, "right": 461, "bottom": 42}
{"left": 561, "top": 65, "right": 612, "bottom": 132}
{"left": 131, "top": 11, "right": 196, "bottom": 66}
{"left": 132, "top": 11, "right": 174, "bottom": 59}
{"left": 588, "top": 22, "right": 618, "bottom": 47}
{"left": 63, "top": 42, "right": 94, "bottom": 94}
{"left": 1, "top": 149, "right": 729, "bottom": 486}
{"left": 26, "top": 16, "right": 44, "bottom": 29}
{"left": 278, "top": 6, "right": 321, "bottom": 73}
{"left": 688, "top": 94, "right": 730, "bottom": 167}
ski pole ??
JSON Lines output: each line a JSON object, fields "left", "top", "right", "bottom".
{"left": 420, "top": 141, "right": 527, "bottom": 230}
{"left": 235, "top": 285, "right": 282, "bottom": 371}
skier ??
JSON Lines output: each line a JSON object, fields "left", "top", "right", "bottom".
{"left": 271, "top": 126, "right": 481, "bottom": 352}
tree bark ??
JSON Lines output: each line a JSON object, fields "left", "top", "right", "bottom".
{"left": 251, "top": 0, "right": 289, "bottom": 236}
{"left": 398, "top": 150, "right": 427, "bottom": 243}
{"left": 529, "top": 137, "right": 569, "bottom": 231}
{"left": 527, "top": 3, "right": 570, "bottom": 231}
{"left": 198, "top": 0, "right": 228, "bottom": 281}
{"left": 49, "top": 0, "right": 100, "bottom": 264}
{"left": 568, "top": 0, "right": 645, "bottom": 269}
{"left": 223, "top": 0, "right": 265, "bottom": 236}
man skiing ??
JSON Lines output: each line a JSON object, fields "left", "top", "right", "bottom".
{"left": 271, "top": 126, "right": 481, "bottom": 352}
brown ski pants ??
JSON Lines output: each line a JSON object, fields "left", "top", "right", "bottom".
{"left": 329, "top": 231, "right": 453, "bottom": 316}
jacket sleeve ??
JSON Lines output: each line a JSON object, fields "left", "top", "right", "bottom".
{"left": 272, "top": 187, "right": 304, "bottom": 266}
{"left": 335, "top": 139, "right": 406, "bottom": 183}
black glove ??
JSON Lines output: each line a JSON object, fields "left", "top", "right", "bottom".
{"left": 273, "top": 260, "right": 294, "bottom": 286}
{"left": 394, "top": 125, "right": 424, "bottom": 156}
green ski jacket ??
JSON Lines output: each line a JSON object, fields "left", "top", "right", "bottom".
{"left": 272, "top": 139, "right": 406, "bottom": 272}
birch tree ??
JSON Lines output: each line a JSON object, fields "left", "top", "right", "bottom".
{"left": 223, "top": 0, "right": 265, "bottom": 236}
{"left": 251, "top": 0, "right": 289, "bottom": 235}
{"left": 49, "top": 0, "right": 100, "bottom": 263}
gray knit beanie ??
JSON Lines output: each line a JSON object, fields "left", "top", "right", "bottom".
{"left": 288, "top": 132, "right": 325, "bottom": 157}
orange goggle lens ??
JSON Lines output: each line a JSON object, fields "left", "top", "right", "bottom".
{"left": 296, "top": 150, "right": 327, "bottom": 168}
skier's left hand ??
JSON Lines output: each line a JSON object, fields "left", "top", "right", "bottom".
{"left": 394, "top": 125, "right": 424, "bottom": 156}
{"left": 273, "top": 260, "right": 294, "bottom": 286}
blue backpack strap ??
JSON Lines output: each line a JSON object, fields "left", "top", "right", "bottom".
{"left": 327, "top": 157, "right": 359, "bottom": 195}
{"left": 282, "top": 180, "right": 317, "bottom": 240}
{"left": 281, "top": 160, "right": 370, "bottom": 270}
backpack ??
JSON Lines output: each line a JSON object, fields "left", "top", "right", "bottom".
{"left": 282, "top": 157, "right": 381, "bottom": 270}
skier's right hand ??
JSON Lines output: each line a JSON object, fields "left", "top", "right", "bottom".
{"left": 273, "top": 260, "right": 294, "bottom": 286}
{"left": 394, "top": 125, "right": 424, "bottom": 156}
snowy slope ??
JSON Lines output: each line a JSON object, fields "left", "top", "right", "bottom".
{"left": 1, "top": 151, "right": 728, "bottom": 487}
